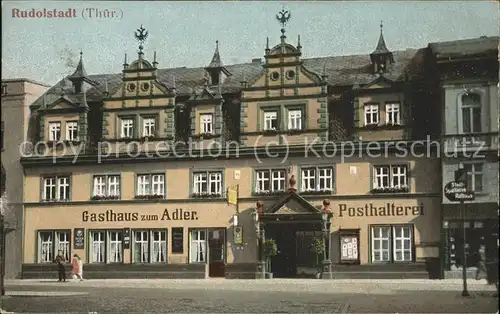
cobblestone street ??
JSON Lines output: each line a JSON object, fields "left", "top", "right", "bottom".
{"left": 1, "top": 279, "right": 498, "bottom": 313}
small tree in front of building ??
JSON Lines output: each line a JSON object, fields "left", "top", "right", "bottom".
{"left": 310, "top": 238, "right": 325, "bottom": 274}
{"left": 263, "top": 238, "right": 278, "bottom": 275}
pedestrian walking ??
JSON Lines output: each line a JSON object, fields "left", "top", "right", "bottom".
{"left": 475, "top": 243, "right": 487, "bottom": 280}
{"left": 54, "top": 250, "right": 67, "bottom": 282}
{"left": 71, "top": 254, "right": 84, "bottom": 281}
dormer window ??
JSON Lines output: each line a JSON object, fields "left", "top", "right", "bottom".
{"left": 200, "top": 114, "right": 213, "bottom": 134}
{"left": 49, "top": 122, "right": 61, "bottom": 141}
{"left": 364, "top": 104, "right": 379, "bottom": 126}
{"left": 385, "top": 103, "right": 400, "bottom": 125}
{"left": 66, "top": 121, "right": 79, "bottom": 141}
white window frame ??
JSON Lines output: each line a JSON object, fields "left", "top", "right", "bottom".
{"left": 89, "top": 231, "right": 106, "bottom": 263}
{"left": 142, "top": 117, "right": 156, "bottom": 137}
{"left": 151, "top": 174, "right": 165, "bottom": 196}
{"left": 49, "top": 122, "right": 61, "bottom": 141}
{"left": 38, "top": 231, "right": 53, "bottom": 263}
{"left": 287, "top": 109, "right": 302, "bottom": 130}
{"left": 108, "top": 230, "right": 123, "bottom": 263}
{"left": 93, "top": 176, "right": 106, "bottom": 196}
{"left": 460, "top": 93, "right": 482, "bottom": 134}
{"left": 192, "top": 171, "right": 222, "bottom": 195}
{"left": 137, "top": 174, "right": 150, "bottom": 196}
{"left": 364, "top": 104, "right": 379, "bottom": 125}
{"left": 65, "top": 121, "right": 79, "bottom": 141}
{"left": 120, "top": 118, "right": 134, "bottom": 138}
{"left": 301, "top": 168, "right": 316, "bottom": 191}
{"left": 385, "top": 103, "right": 400, "bottom": 125}
{"left": 136, "top": 174, "right": 165, "bottom": 196}
{"left": 132, "top": 230, "right": 149, "bottom": 263}
{"left": 151, "top": 230, "right": 167, "bottom": 263}
{"left": 42, "top": 176, "right": 70, "bottom": 201}
{"left": 393, "top": 226, "right": 412, "bottom": 262}
{"left": 190, "top": 229, "right": 207, "bottom": 263}
{"left": 374, "top": 165, "right": 408, "bottom": 189}
{"left": 92, "top": 175, "right": 120, "bottom": 198}
{"left": 108, "top": 176, "right": 120, "bottom": 196}
{"left": 37, "top": 230, "right": 71, "bottom": 264}
{"left": 271, "top": 169, "right": 286, "bottom": 191}
{"left": 200, "top": 114, "right": 213, "bottom": 134}
{"left": 371, "top": 225, "right": 413, "bottom": 263}
{"left": 263, "top": 111, "right": 278, "bottom": 131}
{"left": 255, "top": 170, "right": 270, "bottom": 192}
{"left": 318, "top": 167, "right": 334, "bottom": 191}
{"left": 464, "top": 163, "right": 483, "bottom": 192}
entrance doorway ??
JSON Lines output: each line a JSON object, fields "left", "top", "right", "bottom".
{"left": 208, "top": 229, "right": 225, "bottom": 278}
{"left": 266, "top": 223, "right": 322, "bottom": 278}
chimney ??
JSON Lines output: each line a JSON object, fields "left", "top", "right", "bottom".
{"left": 251, "top": 58, "right": 262, "bottom": 64}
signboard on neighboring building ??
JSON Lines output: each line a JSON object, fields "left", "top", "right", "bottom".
{"left": 233, "top": 226, "right": 243, "bottom": 245}
{"left": 74, "top": 228, "right": 85, "bottom": 249}
{"left": 444, "top": 181, "right": 475, "bottom": 202}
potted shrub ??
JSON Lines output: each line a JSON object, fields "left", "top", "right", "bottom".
{"left": 263, "top": 238, "right": 278, "bottom": 279}
{"left": 310, "top": 238, "right": 325, "bottom": 279}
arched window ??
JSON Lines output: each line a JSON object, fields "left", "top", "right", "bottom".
{"left": 461, "top": 93, "right": 481, "bottom": 133}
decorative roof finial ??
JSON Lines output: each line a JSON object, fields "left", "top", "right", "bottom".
{"left": 134, "top": 25, "right": 149, "bottom": 57}
{"left": 276, "top": 7, "right": 291, "bottom": 35}
{"left": 153, "top": 51, "right": 158, "bottom": 67}
{"left": 297, "top": 34, "right": 301, "bottom": 50}
{"left": 380, "top": 20, "right": 383, "bottom": 33}
{"left": 123, "top": 53, "right": 128, "bottom": 68}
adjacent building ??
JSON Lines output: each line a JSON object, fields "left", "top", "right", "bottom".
{"left": 428, "top": 37, "right": 499, "bottom": 281}
{"left": 18, "top": 19, "right": 497, "bottom": 279}
{"left": 1, "top": 78, "right": 50, "bottom": 278}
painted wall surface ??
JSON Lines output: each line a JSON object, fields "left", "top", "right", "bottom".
{"left": 1, "top": 79, "right": 50, "bottom": 278}
{"left": 24, "top": 196, "right": 440, "bottom": 265}
{"left": 24, "top": 156, "right": 440, "bottom": 203}
{"left": 24, "top": 201, "right": 258, "bottom": 264}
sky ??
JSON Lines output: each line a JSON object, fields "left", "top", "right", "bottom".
{"left": 2, "top": 1, "right": 499, "bottom": 85}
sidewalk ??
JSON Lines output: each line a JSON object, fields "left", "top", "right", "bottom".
{"left": 5, "top": 278, "right": 496, "bottom": 294}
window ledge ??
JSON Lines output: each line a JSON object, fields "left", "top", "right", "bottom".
{"left": 371, "top": 187, "right": 409, "bottom": 194}
{"left": 45, "top": 140, "right": 82, "bottom": 146}
{"left": 262, "top": 129, "right": 279, "bottom": 136}
{"left": 41, "top": 199, "right": 71, "bottom": 203}
{"left": 134, "top": 195, "right": 164, "bottom": 200}
{"left": 252, "top": 191, "right": 287, "bottom": 197}
{"left": 193, "top": 133, "right": 220, "bottom": 139}
{"left": 190, "top": 193, "right": 223, "bottom": 199}
{"left": 90, "top": 195, "right": 121, "bottom": 201}
{"left": 299, "top": 190, "right": 334, "bottom": 196}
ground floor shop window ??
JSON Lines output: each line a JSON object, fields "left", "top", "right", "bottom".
{"left": 371, "top": 225, "right": 413, "bottom": 263}
{"left": 189, "top": 229, "right": 226, "bottom": 264}
{"left": 37, "top": 230, "right": 71, "bottom": 263}
{"left": 88, "top": 230, "right": 123, "bottom": 263}
{"left": 131, "top": 229, "right": 167, "bottom": 263}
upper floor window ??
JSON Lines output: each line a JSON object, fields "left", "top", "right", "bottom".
{"left": 65, "top": 121, "right": 78, "bottom": 141}
{"left": 263, "top": 111, "right": 278, "bottom": 131}
{"left": 287, "top": 109, "right": 302, "bottom": 130}
{"left": 192, "top": 171, "right": 222, "bottom": 197}
{"left": 364, "top": 104, "right": 379, "bottom": 126}
{"left": 200, "top": 114, "right": 213, "bottom": 134}
{"left": 373, "top": 165, "right": 408, "bottom": 192}
{"left": 301, "top": 167, "right": 334, "bottom": 193}
{"left": 92, "top": 175, "right": 120, "bottom": 200}
{"left": 43, "top": 175, "right": 70, "bottom": 201}
{"left": 461, "top": 93, "right": 481, "bottom": 133}
{"left": 463, "top": 163, "right": 483, "bottom": 192}
{"left": 255, "top": 169, "right": 286, "bottom": 193}
{"left": 136, "top": 174, "right": 165, "bottom": 198}
{"left": 49, "top": 122, "right": 61, "bottom": 141}
{"left": 385, "top": 103, "right": 400, "bottom": 125}
{"left": 142, "top": 117, "right": 156, "bottom": 137}
{"left": 120, "top": 118, "right": 134, "bottom": 138}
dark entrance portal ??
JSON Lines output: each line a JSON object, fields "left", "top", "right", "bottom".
{"left": 266, "top": 223, "right": 322, "bottom": 278}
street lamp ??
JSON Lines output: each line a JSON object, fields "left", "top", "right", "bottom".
{"left": 455, "top": 163, "right": 469, "bottom": 297}
{"left": 321, "top": 200, "right": 333, "bottom": 279}
{"left": 255, "top": 201, "right": 265, "bottom": 279}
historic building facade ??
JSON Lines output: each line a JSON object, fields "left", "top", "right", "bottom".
{"left": 428, "top": 37, "right": 499, "bottom": 281}
{"left": 1, "top": 78, "right": 50, "bottom": 278}
{"left": 19, "top": 18, "right": 496, "bottom": 279}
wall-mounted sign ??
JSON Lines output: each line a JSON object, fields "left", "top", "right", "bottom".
{"left": 81, "top": 209, "right": 199, "bottom": 222}
{"left": 338, "top": 203, "right": 424, "bottom": 217}
{"left": 444, "top": 181, "right": 475, "bottom": 202}
{"left": 339, "top": 229, "right": 360, "bottom": 264}
{"left": 74, "top": 228, "right": 85, "bottom": 249}
{"left": 234, "top": 226, "right": 243, "bottom": 245}
{"left": 123, "top": 228, "right": 130, "bottom": 249}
